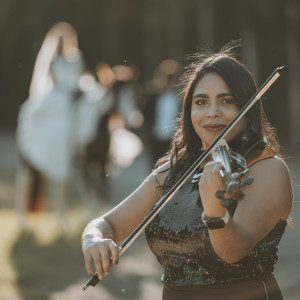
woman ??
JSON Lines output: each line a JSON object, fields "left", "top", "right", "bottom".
{"left": 15, "top": 22, "right": 108, "bottom": 227}
{"left": 15, "top": 22, "right": 84, "bottom": 223}
{"left": 82, "top": 44, "right": 293, "bottom": 299}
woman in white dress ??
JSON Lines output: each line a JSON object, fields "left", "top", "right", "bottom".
{"left": 15, "top": 22, "right": 108, "bottom": 228}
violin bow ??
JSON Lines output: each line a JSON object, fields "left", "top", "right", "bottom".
{"left": 82, "top": 66, "right": 284, "bottom": 291}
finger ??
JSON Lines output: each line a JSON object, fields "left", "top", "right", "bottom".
{"left": 212, "top": 163, "right": 224, "bottom": 174}
{"left": 94, "top": 257, "right": 105, "bottom": 279}
{"left": 202, "top": 162, "right": 223, "bottom": 180}
{"left": 91, "top": 249, "right": 105, "bottom": 279}
{"left": 100, "top": 247, "right": 111, "bottom": 275}
{"left": 204, "top": 161, "right": 222, "bottom": 172}
{"left": 212, "top": 165, "right": 227, "bottom": 186}
{"left": 204, "top": 161, "right": 216, "bottom": 168}
{"left": 84, "top": 253, "right": 94, "bottom": 277}
{"left": 109, "top": 243, "right": 119, "bottom": 265}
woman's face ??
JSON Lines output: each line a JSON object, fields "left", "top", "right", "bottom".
{"left": 191, "top": 72, "right": 247, "bottom": 148}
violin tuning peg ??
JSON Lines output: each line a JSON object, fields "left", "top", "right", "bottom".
{"left": 220, "top": 198, "right": 233, "bottom": 208}
{"left": 243, "top": 176, "right": 253, "bottom": 186}
{"left": 215, "top": 190, "right": 225, "bottom": 199}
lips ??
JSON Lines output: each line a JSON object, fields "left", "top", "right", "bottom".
{"left": 203, "top": 124, "right": 226, "bottom": 132}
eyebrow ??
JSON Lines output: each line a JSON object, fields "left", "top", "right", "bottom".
{"left": 193, "top": 92, "right": 233, "bottom": 99}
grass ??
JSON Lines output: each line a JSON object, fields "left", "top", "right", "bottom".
{"left": 0, "top": 210, "right": 86, "bottom": 299}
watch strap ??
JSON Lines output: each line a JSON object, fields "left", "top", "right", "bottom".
{"left": 201, "top": 209, "right": 230, "bottom": 230}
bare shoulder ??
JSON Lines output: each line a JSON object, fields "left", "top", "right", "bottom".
{"left": 249, "top": 155, "right": 290, "bottom": 178}
{"left": 149, "top": 161, "right": 171, "bottom": 187}
{"left": 247, "top": 155, "right": 293, "bottom": 219}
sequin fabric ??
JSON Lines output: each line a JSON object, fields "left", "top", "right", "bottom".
{"left": 144, "top": 170, "right": 287, "bottom": 287}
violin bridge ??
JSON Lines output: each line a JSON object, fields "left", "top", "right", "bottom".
{"left": 211, "top": 139, "right": 229, "bottom": 156}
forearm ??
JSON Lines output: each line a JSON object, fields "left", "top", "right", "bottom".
{"left": 199, "top": 168, "right": 254, "bottom": 263}
{"left": 208, "top": 218, "right": 253, "bottom": 264}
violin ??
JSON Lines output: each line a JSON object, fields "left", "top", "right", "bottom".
{"left": 210, "top": 139, "right": 253, "bottom": 207}
{"left": 81, "top": 66, "right": 284, "bottom": 291}
{"left": 191, "top": 138, "right": 253, "bottom": 207}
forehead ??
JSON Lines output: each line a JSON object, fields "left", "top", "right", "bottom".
{"left": 193, "top": 72, "right": 231, "bottom": 95}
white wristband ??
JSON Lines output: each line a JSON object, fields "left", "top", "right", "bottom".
{"left": 82, "top": 234, "right": 102, "bottom": 251}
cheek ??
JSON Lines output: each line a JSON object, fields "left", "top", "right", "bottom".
{"left": 232, "top": 118, "right": 247, "bottom": 136}
{"left": 191, "top": 105, "right": 204, "bottom": 121}
{"left": 224, "top": 107, "right": 240, "bottom": 121}
{"left": 190, "top": 109, "right": 202, "bottom": 130}
{"left": 190, "top": 115, "right": 197, "bottom": 132}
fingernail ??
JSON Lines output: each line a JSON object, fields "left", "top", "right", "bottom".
{"left": 105, "top": 272, "right": 109, "bottom": 276}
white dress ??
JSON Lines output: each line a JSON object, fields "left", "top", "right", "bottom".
{"left": 16, "top": 55, "right": 108, "bottom": 180}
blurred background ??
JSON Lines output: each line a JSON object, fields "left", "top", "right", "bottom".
{"left": 0, "top": 0, "right": 299, "bottom": 299}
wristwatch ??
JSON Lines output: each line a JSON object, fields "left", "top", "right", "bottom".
{"left": 201, "top": 209, "right": 230, "bottom": 230}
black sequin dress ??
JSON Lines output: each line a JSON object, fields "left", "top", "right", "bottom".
{"left": 145, "top": 170, "right": 287, "bottom": 288}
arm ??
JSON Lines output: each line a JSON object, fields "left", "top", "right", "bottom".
{"left": 82, "top": 163, "right": 169, "bottom": 278}
{"left": 199, "top": 156, "right": 293, "bottom": 263}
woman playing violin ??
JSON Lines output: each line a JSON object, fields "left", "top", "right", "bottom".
{"left": 82, "top": 43, "right": 293, "bottom": 299}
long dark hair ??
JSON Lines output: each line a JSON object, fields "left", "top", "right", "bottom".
{"left": 156, "top": 43, "right": 279, "bottom": 174}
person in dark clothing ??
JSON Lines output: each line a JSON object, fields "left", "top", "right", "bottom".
{"left": 81, "top": 43, "right": 293, "bottom": 299}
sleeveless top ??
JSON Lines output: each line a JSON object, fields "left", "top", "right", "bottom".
{"left": 145, "top": 151, "right": 287, "bottom": 287}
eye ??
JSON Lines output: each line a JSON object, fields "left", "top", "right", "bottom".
{"left": 195, "top": 99, "right": 207, "bottom": 105}
{"left": 221, "top": 98, "right": 235, "bottom": 104}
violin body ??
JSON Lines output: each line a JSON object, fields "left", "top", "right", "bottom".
{"left": 192, "top": 139, "right": 253, "bottom": 208}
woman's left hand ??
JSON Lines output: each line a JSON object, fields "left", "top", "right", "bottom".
{"left": 198, "top": 160, "right": 227, "bottom": 218}
{"left": 198, "top": 156, "right": 293, "bottom": 264}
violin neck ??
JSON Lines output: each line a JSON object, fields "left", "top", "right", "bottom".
{"left": 212, "top": 140, "right": 232, "bottom": 183}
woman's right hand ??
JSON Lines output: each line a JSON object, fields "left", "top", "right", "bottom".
{"left": 82, "top": 235, "right": 119, "bottom": 280}
{"left": 80, "top": 164, "right": 169, "bottom": 280}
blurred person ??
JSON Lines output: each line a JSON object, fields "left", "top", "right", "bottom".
{"left": 144, "top": 59, "right": 181, "bottom": 166}
{"left": 74, "top": 71, "right": 113, "bottom": 216}
{"left": 77, "top": 63, "right": 144, "bottom": 209}
{"left": 110, "top": 64, "right": 144, "bottom": 132}
{"left": 15, "top": 22, "right": 109, "bottom": 227}
{"left": 80, "top": 63, "right": 115, "bottom": 206}
{"left": 81, "top": 43, "right": 293, "bottom": 299}
{"left": 98, "top": 63, "right": 144, "bottom": 170}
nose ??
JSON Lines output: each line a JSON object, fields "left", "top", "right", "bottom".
{"left": 206, "top": 102, "right": 221, "bottom": 118}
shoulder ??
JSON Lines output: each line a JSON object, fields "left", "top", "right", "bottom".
{"left": 140, "top": 161, "right": 171, "bottom": 191}
{"left": 130, "top": 161, "right": 170, "bottom": 205}
{"left": 249, "top": 155, "right": 290, "bottom": 178}
{"left": 249, "top": 155, "right": 292, "bottom": 191}
{"left": 247, "top": 155, "right": 293, "bottom": 219}
{"left": 151, "top": 161, "right": 171, "bottom": 187}
{"left": 134, "top": 161, "right": 170, "bottom": 193}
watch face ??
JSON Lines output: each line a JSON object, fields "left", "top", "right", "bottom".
{"left": 205, "top": 219, "right": 226, "bottom": 230}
